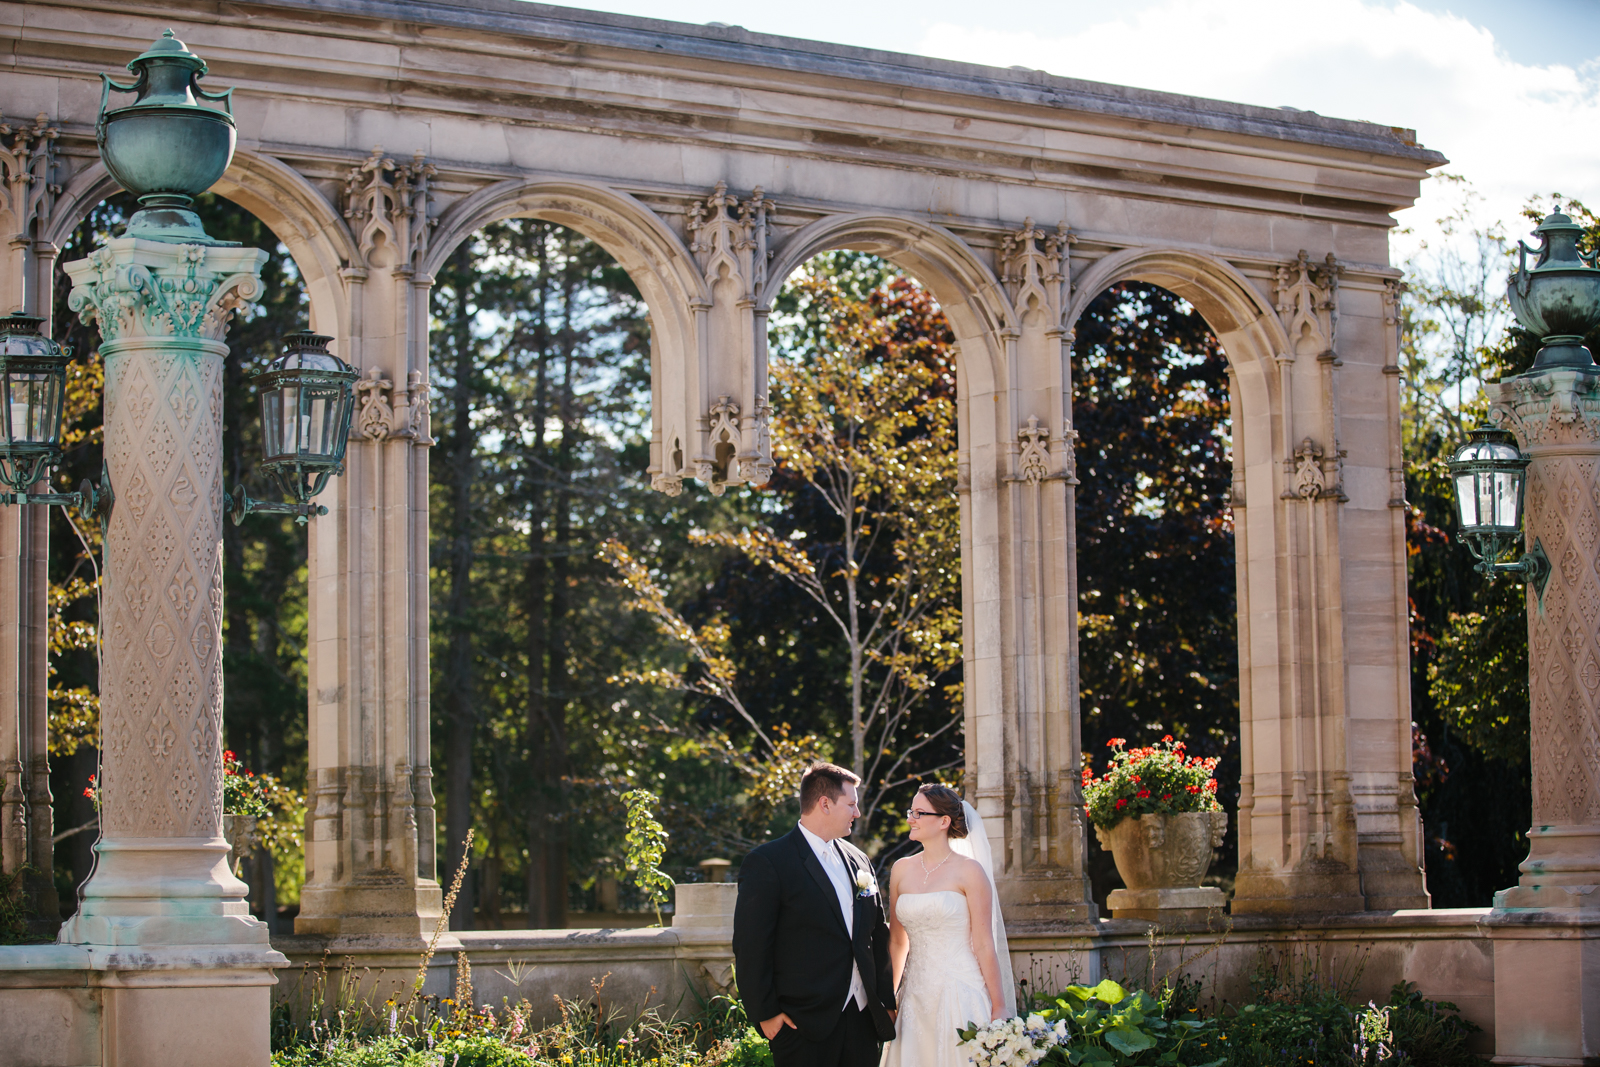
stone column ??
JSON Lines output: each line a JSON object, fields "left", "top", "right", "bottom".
{"left": 0, "top": 112, "right": 61, "bottom": 928}
{"left": 293, "top": 147, "right": 446, "bottom": 944}
{"left": 985, "top": 221, "right": 1095, "bottom": 922}
{"left": 59, "top": 235, "right": 286, "bottom": 1066}
{"left": 1485, "top": 366, "right": 1600, "bottom": 1063}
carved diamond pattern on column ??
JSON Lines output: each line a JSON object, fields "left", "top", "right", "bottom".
{"left": 1489, "top": 369, "right": 1600, "bottom": 904}
{"left": 68, "top": 238, "right": 263, "bottom": 849}
{"left": 99, "top": 346, "right": 228, "bottom": 838}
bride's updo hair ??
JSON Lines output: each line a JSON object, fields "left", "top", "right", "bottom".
{"left": 916, "top": 784, "right": 968, "bottom": 839}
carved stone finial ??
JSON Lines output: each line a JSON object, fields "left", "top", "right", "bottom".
{"left": 1274, "top": 250, "right": 1343, "bottom": 360}
{"left": 355, "top": 365, "right": 395, "bottom": 440}
{"left": 1292, "top": 438, "right": 1325, "bottom": 499}
{"left": 1018, "top": 415, "right": 1051, "bottom": 485}
{"left": 0, "top": 112, "right": 61, "bottom": 239}
{"left": 343, "top": 147, "right": 437, "bottom": 269}
{"left": 687, "top": 181, "right": 774, "bottom": 302}
{"left": 1001, "top": 220, "right": 1073, "bottom": 327}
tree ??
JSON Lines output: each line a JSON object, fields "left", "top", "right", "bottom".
{"left": 1072, "top": 283, "right": 1236, "bottom": 759}
{"left": 609, "top": 255, "right": 964, "bottom": 844}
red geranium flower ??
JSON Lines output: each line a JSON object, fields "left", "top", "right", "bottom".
{"left": 1136, "top": 789, "right": 1150, "bottom": 799}
{"left": 1115, "top": 798, "right": 1127, "bottom": 810}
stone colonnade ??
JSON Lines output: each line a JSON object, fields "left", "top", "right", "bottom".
{"left": 0, "top": 0, "right": 1440, "bottom": 955}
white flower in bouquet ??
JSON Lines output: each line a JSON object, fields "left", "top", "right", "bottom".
{"left": 958, "top": 1011, "right": 1066, "bottom": 1067}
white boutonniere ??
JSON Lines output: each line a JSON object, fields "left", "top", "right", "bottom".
{"left": 854, "top": 870, "right": 878, "bottom": 898}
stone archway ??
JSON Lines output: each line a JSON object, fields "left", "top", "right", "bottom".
{"left": 1068, "top": 247, "right": 1424, "bottom": 913}
{"left": 0, "top": 0, "right": 1437, "bottom": 949}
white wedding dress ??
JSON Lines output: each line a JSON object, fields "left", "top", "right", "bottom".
{"left": 880, "top": 802, "right": 1015, "bottom": 1067}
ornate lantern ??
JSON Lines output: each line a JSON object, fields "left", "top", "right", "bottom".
{"left": 1447, "top": 426, "right": 1548, "bottom": 595}
{"left": 0, "top": 315, "right": 109, "bottom": 514}
{"left": 230, "top": 331, "right": 358, "bottom": 525}
{"left": 97, "top": 29, "right": 235, "bottom": 244}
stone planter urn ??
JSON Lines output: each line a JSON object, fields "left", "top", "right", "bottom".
{"left": 223, "top": 813, "right": 258, "bottom": 879}
{"left": 1095, "top": 810, "right": 1228, "bottom": 923}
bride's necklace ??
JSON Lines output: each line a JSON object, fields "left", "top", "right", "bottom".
{"left": 918, "top": 849, "right": 951, "bottom": 884}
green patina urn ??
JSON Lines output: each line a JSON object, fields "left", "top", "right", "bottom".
{"left": 1508, "top": 209, "right": 1600, "bottom": 370}
{"left": 97, "top": 29, "right": 235, "bottom": 241}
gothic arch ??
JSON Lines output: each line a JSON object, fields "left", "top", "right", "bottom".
{"left": 424, "top": 177, "right": 708, "bottom": 356}
{"left": 762, "top": 213, "right": 1016, "bottom": 401}
{"left": 1065, "top": 247, "right": 1291, "bottom": 499}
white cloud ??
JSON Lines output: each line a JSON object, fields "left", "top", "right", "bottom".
{"left": 912, "top": 0, "right": 1600, "bottom": 257}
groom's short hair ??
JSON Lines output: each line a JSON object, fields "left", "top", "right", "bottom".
{"left": 799, "top": 762, "right": 860, "bottom": 813}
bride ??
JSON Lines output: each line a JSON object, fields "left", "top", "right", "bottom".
{"left": 881, "top": 784, "right": 1015, "bottom": 1067}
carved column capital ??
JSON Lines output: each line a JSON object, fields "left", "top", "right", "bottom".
{"left": 65, "top": 239, "right": 267, "bottom": 344}
{"left": 1487, "top": 368, "right": 1600, "bottom": 450}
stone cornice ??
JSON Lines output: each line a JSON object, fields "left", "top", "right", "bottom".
{"left": 237, "top": 0, "right": 1444, "bottom": 167}
{"left": 5, "top": 0, "right": 1443, "bottom": 227}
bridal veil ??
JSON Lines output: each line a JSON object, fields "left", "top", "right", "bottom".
{"left": 950, "top": 800, "right": 1017, "bottom": 1018}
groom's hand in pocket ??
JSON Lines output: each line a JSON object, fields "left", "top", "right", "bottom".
{"left": 759, "top": 1013, "right": 797, "bottom": 1040}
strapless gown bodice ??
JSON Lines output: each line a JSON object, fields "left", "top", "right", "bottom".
{"left": 880, "top": 890, "right": 991, "bottom": 1067}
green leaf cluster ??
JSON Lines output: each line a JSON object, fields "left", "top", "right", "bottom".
{"left": 620, "top": 788, "right": 674, "bottom": 923}
{"left": 1034, "top": 979, "right": 1222, "bottom": 1067}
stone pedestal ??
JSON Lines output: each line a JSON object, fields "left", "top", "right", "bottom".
{"left": 1105, "top": 886, "right": 1227, "bottom": 924}
{"left": 1486, "top": 367, "right": 1600, "bottom": 1065}
{"left": 59, "top": 235, "right": 286, "bottom": 1066}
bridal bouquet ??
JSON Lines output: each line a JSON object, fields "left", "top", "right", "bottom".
{"left": 957, "top": 1012, "right": 1067, "bottom": 1067}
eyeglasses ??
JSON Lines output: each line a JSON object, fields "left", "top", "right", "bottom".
{"left": 905, "top": 808, "right": 941, "bottom": 821}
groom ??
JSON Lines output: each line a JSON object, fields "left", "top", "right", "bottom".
{"left": 733, "top": 762, "right": 897, "bottom": 1067}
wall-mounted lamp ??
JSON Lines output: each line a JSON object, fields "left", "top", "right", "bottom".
{"left": 229, "top": 331, "right": 358, "bottom": 525}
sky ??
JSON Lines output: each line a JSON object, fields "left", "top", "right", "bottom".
{"left": 530, "top": 0, "right": 1600, "bottom": 264}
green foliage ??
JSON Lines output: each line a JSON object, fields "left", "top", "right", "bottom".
{"left": 621, "top": 789, "right": 674, "bottom": 923}
{"left": 273, "top": 946, "right": 752, "bottom": 1066}
{"left": 1082, "top": 738, "right": 1222, "bottom": 830}
{"left": 0, "top": 864, "right": 50, "bottom": 945}
{"left": 1383, "top": 982, "right": 1481, "bottom": 1067}
{"left": 715, "top": 1028, "right": 775, "bottom": 1067}
{"left": 1018, "top": 979, "right": 1221, "bottom": 1067}
{"left": 223, "top": 750, "right": 273, "bottom": 819}
{"left": 1217, "top": 973, "right": 1480, "bottom": 1067}
{"left": 1428, "top": 579, "right": 1529, "bottom": 765}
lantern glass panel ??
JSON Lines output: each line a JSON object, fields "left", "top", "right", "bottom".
{"left": 4, "top": 371, "right": 58, "bottom": 446}
{"left": 1454, "top": 472, "right": 1479, "bottom": 527}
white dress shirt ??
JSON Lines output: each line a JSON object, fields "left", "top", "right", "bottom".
{"left": 798, "top": 820, "right": 869, "bottom": 1011}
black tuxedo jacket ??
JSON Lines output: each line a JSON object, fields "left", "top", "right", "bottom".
{"left": 732, "top": 828, "right": 897, "bottom": 1043}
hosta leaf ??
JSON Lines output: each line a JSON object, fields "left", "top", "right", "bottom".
{"left": 1087, "top": 979, "right": 1128, "bottom": 1005}
{"left": 1103, "top": 1023, "right": 1157, "bottom": 1055}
